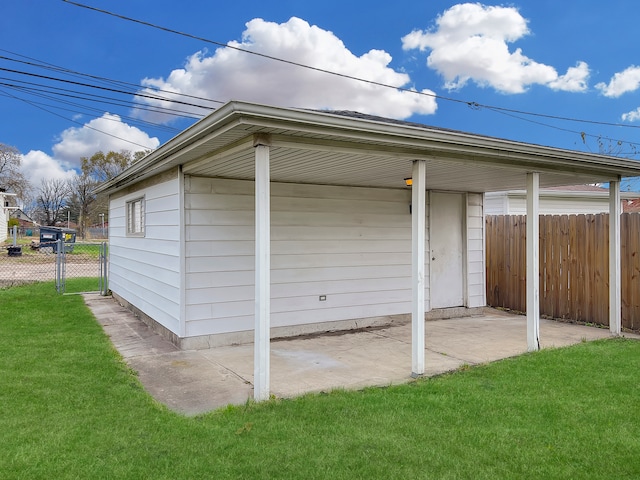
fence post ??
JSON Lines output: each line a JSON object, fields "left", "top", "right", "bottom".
{"left": 55, "top": 239, "right": 62, "bottom": 293}
{"left": 99, "top": 242, "right": 109, "bottom": 296}
{"left": 99, "top": 242, "right": 103, "bottom": 295}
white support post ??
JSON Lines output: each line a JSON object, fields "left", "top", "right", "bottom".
{"left": 254, "top": 141, "right": 271, "bottom": 401}
{"left": 526, "top": 172, "right": 540, "bottom": 351}
{"left": 411, "top": 160, "right": 427, "bottom": 377}
{"left": 609, "top": 178, "right": 621, "bottom": 335}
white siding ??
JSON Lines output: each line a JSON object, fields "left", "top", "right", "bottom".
{"left": 185, "top": 177, "right": 415, "bottom": 337}
{"left": 483, "top": 192, "right": 508, "bottom": 215}
{"left": 466, "top": 193, "right": 485, "bottom": 308}
{"left": 485, "top": 191, "right": 618, "bottom": 215}
{"left": 0, "top": 196, "right": 7, "bottom": 243}
{"left": 109, "top": 176, "right": 181, "bottom": 333}
{"left": 509, "top": 196, "right": 611, "bottom": 215}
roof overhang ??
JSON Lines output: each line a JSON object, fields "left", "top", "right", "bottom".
{"left": 97, "top": 101, "right": 640, "bottom": 195}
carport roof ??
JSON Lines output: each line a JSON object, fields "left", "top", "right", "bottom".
{"left": 98, "top": 100, "right": 640, "bottom": 194}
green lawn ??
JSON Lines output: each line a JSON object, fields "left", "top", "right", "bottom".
{"left": 2, "top": 239, "right": 104, "bottom": 257}
{"left": 62, "top": 277, "right": 104, "bottom": 295}
{"left": 1, "top": 282, "right": 639, "bottom": 479}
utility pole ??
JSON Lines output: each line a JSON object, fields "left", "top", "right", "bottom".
{"left": 99, "top": 213, "right": 105, "bottom": 237}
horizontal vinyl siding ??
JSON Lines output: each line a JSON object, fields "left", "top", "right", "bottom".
{"left": 185, "top": 303, "right": 411, "bottom": 337}
{"left": 0, "top": 203, "right": 6, "bottom": 242}
{"left": 187, "top": 239, "right": 411, "bottom": 256}
{"left": 508, "top": 196, "right": 612, "bottom": 215}
{"left": 483, "top": 193, "right": 506, "bottom": 215}
{"left": 466, "top": 193, "right": 485, "bottom": 307}
{"left": 184, "top": 177, "right": 414, "bottom": 336}
{"left": 485, "top": 192, "right": 616, "bottom": 216}
{"left": 109, "top": 176, "right": 181, "bottom": 333}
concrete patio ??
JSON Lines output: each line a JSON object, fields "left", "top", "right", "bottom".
{"left": 83, "top": 293, "right": 637, "bottom": 416}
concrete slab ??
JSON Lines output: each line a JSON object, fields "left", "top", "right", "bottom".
{"left": 127, "top": 350, "right": 253, "bottom": 415}
{"left": 83, "top": 294, "right": 639, "bottom": 416}
{"left": 199, "top": 331, "right": 464, "bottom": 399}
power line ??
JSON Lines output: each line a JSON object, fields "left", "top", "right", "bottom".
{"left": 485, "top": 106, "right": 640, "bottom": 156}
{"left": 0, "top": 85, "right": 183, "bottom": 133}
{"left": 0, "top": 49, "right": 216, "bottom": 135}
{"left": 0, "top": 50, "right": 213, "bottom": 148}
{"left": 0, "top": 76, "right": 205, "bottom": 119}
{"left": 4, "top": 4, "right": 639, "bottom": 160}
{"left": 0, "top": 50, "right": 224, "bottom": 107}
{"left": 0, "top": 49, "right": 228, "bottom": 128}
{"left": 478, "top": 102, "right": 640, "bottom": 131}
{"left": 62, "top": 0, "right": 640, "bottom": 134}
{"left": 0, "top": 87, "right": 158, "bottom": 150}
{"left": 0, "top": 60, "right": 215, "bottom": 135}
{"left": 0, "top": 66, "right": 215, "bottom": 112}
{"left": 60, "top": 1, "right": 468, "bottom": 105}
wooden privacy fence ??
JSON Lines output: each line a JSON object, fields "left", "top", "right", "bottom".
{"left": 486, "top": 214, "right": 640, "bottom": 330}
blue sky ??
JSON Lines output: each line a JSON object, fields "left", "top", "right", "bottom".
{"left": 3, "top": 1, "right": 640, "bottom": 189}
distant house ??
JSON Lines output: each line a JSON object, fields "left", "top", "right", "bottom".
{"left": 485, "top": 185, "right": 639, "bottom": 215}
{"left": 0, "top": 191, "right": 8, "bottom": 243}
{"left": 97, "top": 100, "right": 640, "bottom": 400}
{"left": 10, "top": 209, "right": 36, "bottom": 226}
{"left": 1, "top": 190, "right": 18, "bottom": 243}
{"left": 623, "top": 198, "right": 640, "bottom": 213}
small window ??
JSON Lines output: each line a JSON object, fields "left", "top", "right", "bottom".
{"left": 126, "top": 197, "right": 145, "bottom": 236}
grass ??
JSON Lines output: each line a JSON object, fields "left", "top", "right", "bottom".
{"left": 62, "top": 277, "right": 104, "bottom": 294}
{"left": 1, "top": 282, "right": 640, "bottom": 479}
{"left": 66, "top": 242, "right": 105, "bottom": 259}
{"left": 3, "top": 238, "right": 104, "bottom": 256}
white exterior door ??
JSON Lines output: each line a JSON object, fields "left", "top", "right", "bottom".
{"left": 430, "top": 192, "right": 465, "bottom": 309}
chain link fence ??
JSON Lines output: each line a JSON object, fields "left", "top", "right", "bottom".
{"left": 5, "top": 226, "right": 108, "bottom": 242}
{"left": 0, "top": 240, "right": 107, "bottom": 293}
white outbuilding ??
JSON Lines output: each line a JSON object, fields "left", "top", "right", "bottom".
{"left": 98, "top": 101, "right": 640, "bottom": 400}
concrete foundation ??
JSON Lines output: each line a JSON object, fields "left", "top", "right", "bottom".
{"left": 112, "top": 292, "right": 485, "bottom": 350}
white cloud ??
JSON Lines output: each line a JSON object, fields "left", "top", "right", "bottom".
{"left": 21, "top": 114, "right": 159, "bottom": 188}
{"left": 21, "top": 150, "right": 75, "bottom": 188}
{"left": 622, "top": 107, "right": 640, "bottom": 122}
{"left": 134, "top": 17, "right": 437, "bottom": 122}
{"left": 548, "top": 62, "right": 590, "bottom": 92}
{"left": 52, "top": 113, "right": 159, "bottom": 168}
{"left": 596, "top": 66, "right": 640, "bottom": 97}
{"left": 402, "top": 3, "right": 589, "bottom": 94}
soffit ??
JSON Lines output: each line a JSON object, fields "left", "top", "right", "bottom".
{"left": 182, "top": 129, "right": 617, "bottom": 192}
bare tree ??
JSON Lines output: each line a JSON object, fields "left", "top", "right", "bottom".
{"left": 0, "top": 143, "right": 31, "bottom": 203}
{"left": 77, "top": 149, "right": 148, "bottom": 236}
{"left": 81, "top": 150, "right": 148, "bottom": 183}
{"left": 68, "top": 172, "right": 99, "bottom": 238}
{"left": 37, "top": 178, "right": 71, "bottom": 226}
{"left": 580, "top": 132, "right": 640, "bottom": 159}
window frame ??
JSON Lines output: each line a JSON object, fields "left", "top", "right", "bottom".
{"left": 125, "top": 196, "right": 145, "bottom": 237}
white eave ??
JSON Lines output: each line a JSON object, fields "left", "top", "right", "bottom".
{"left": 97, "top": 100, "right": 640, "bottom": 195}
